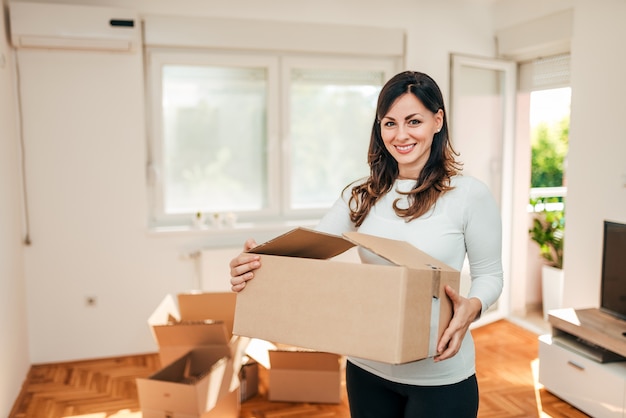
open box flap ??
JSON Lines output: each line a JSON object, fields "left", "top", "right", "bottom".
{"left": 152, "top": 321, "right": 231, "bottom": 348}
{"left": 244, "top": 338, "right": 277, "bottom": 369}
{"left": 248, "top": 227, "right": 355, "bottom": 259}
{"left": 147, "top": 294, "right": 180, "bottom": 335}
{"left": 343, "top": 231, "right": 456, "bottom": 272}
{"left": 177, "top": 292, "right": 236, "bottom": 336}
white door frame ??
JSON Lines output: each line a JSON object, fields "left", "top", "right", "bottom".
{"left": 450, "top": 54, "right": 516, "bottom": 327}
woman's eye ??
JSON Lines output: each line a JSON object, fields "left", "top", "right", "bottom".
{"left": 408, "top": 119, "right": 420, "bottom": 126}
{"left": 384, "top": 121, "right": 396, "bottom": 128}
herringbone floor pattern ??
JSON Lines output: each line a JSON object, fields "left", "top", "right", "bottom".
{"left": 10, "top": 320, "right": 590, "bottom": 417}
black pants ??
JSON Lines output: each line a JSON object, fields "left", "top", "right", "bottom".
{"left": 346, "top": 360, "right": 479, "bottom": 418}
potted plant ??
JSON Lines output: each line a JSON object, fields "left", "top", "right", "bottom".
{"left": 529, "top": 200, "right": 565, "bottom": 320}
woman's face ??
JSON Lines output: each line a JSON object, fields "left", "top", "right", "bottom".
{"left": 380, "top": 93, "right": 443, "bottom": 179}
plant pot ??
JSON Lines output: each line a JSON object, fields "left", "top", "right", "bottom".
{"left": 541, "top": 265, "right": 564, "bottom": 321}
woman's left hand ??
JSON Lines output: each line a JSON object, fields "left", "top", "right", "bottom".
{"left": 433, "top": 285, "right": 482, "bottom": 362}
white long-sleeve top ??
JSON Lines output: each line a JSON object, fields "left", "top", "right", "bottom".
{"left": 315, "top": 175, "right": 504, "bottom": 386}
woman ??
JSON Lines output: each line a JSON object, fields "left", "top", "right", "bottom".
{"left": 229, "top": 71, "right": 503, "bottom": 417}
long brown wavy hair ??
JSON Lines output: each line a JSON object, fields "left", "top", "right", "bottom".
{"left": 347, "top": 71, "right": 462, "bottom": 227}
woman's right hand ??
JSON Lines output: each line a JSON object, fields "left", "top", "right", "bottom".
{"left": 229, "top": 238, "right": 261, "bottom": 292}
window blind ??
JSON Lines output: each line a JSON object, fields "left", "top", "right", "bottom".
{"left": 519, "top": 53, "right": 570, "bottom": 92}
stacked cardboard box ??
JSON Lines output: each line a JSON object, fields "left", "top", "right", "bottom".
{"left": 136, "top": 292, "right": 245, "bottom": 418}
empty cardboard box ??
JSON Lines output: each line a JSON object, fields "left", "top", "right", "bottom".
{"left": 136, "top": 346, "right": 237, "bottom": 418}
{"left": 268, "top": 350, "right": 342, "bottom": 404}
{"left": 233, "top": 228, "right": 460, "bottom": 364}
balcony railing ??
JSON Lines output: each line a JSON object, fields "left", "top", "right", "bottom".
{"left": 529, "top": 186, "right": 566, "bottom": 212}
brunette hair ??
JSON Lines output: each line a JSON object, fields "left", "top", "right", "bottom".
{"left": 347, "top": 71, "right": 461, "bottom": 226}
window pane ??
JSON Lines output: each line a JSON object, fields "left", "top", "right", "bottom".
{"left": 289, "top": 69, "right": 383, "bottom": 209}
{"left": 161, "top": 65, "right": 267, "bottom": 214}
{"left": 530, "top": 87, "right": 570, "bottom": 189}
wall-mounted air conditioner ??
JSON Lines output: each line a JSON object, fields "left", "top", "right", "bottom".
{"left": 9, "top": 2, "right": 140, "bottom": 52}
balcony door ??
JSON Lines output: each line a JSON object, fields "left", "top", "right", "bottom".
{"left": 450, "top": 54, "right": 516, "bottom": 327}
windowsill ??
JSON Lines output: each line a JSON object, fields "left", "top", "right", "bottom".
{"left": 147, "top": 219, "right": 320, "bottom": 248}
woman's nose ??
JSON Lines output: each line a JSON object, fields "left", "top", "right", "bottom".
{"left": 396, "top": 123, "right": 410, "bottom": 140}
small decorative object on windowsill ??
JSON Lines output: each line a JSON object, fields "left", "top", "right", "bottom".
{"left": 224, "top": 212, "right": 237, "bottom": 228}
{"left": 192, "top": 211, "right": 206, "bottom": 229}
{"left": 210, "top": 212, "right": 224, "bottom": 229}
{"left": 529, "top": 202, "right": 565, "bottom": 321}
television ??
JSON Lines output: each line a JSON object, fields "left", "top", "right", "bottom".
{"left": 600, "top": 220, "right": 626, "bottom": 320}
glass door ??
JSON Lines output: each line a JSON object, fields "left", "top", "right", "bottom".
{"left": 450, "top": 54, "right": 516, "bottom": 327}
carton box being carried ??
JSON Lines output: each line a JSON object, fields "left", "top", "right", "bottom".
{"left": 233, "top": 228, "right": 460, "bottom": 365}
{"left": 137, "top": 292, "right": 245, "bottom": 418}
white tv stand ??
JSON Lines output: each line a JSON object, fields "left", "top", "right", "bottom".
{"left": 539, "top": 308, "right": 626, "bottom": 418}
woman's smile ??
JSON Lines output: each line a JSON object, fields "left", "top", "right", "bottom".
{"left": 395, "top": 143, "right": 416, "bottom": 154}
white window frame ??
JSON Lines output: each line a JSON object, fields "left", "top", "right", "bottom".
{"left": 146, "top": 51, "right": 400, "bottom": 228}
{"left": 279, "top": 56, "right": 398, "bottom": 220}
{"left": 145, "top": 50, "right": 281, "bottom": 226}
{"left": 142, "top": 16, "right": 405, "bottom": 230}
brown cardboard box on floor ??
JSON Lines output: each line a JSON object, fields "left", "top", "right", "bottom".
{"left": 233, "top": 227, "right": 460, "bottom": 364}
{"left": 243, "top": 338, "right": 342, "bottom": 404}
{"left": 238, "top": 357, "right": 259, "bottom": 402}
{"left": 268, "top": 350, "right": 342, "bottom": 404}
{"left": 137, "top": 293, "right": 247, "bottom": 418}
{"left": 147, "top": 293, "right": 240, "bottom": 367}
{"left": 137, "top": 346, "right": 239, "bottom": 418}
{"left": 177, "top": 292, "right": 237, "bottom": 336}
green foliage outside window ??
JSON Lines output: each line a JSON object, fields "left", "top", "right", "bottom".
{"left": 529, "top": 198, "right": 565, "bottom": 269}
{"left": 530, "top": 115, "right": 569, "bottom": 188}
{"left": 529, "top": 114, "right": 569, "bottom": 269}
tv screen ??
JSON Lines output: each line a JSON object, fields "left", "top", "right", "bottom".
{"left": 600, "top": 220, "right": 626, "bottom": 320}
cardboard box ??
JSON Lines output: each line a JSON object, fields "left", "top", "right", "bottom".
{"left": 238, "top": 357, "right": 259, "bottom": 402}
{"left": 177, "top": 292, "right": 237, "bottom": 336}
{"left": 137, "top": 346, "right": 238, "bottom": 418}
{"left": 139, "top": 390, "right": 240, "bottom": 418}
{"left": 148, "top": 292, "right": 239, "bottom": 366}
{"left": 139, "top": 292, "right": 247, "bottom": 418}
{"left": 268, "top": 350, "right": 341, "bottom": 404}
{"left": 233, "top": 228, "right": 460, "bottom": 364}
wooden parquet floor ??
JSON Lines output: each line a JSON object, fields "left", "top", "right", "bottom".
{"left": 10, "top": 320, "right": 591, "bottom": 418}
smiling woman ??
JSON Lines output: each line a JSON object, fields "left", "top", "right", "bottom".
{"left": 229, "top": 71, "right": 503, "bottom": 418}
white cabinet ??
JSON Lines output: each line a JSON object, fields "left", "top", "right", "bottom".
{"left": 539, "top": 308, "right": 626, "bottom": 418}
{"left": 539, "top": 334, "right": 626, "bottom": 418}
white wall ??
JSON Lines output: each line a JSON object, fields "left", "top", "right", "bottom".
{"left": 4, "top": 0, "right": 497, "bottom": 367}
{"left": 563, "top": 0, "right": 626, "bottom": 308}
{"left": 0, "top": 2, "right": 30, "bottom": 417}
{"left": 495, "top": 0, "right": 626, "bottom": 310}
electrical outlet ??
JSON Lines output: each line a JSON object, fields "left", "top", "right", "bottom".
{"left": 85, "top": 296, "right": 97, "bottom": 307}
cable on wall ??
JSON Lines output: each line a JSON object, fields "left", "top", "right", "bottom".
{"left": 12, "top": 50, "right": 31, "bottom": 246}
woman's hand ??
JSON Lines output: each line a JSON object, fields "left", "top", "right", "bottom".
{"left": 229, "top": 238, "right": 261, "bottom": 292}
{"left": 434, "top": 285, "right": 482, "bottom": 362}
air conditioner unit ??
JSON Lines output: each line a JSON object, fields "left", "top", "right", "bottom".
{"left": 9, "top": 2, "right": 140, "bottom": 52}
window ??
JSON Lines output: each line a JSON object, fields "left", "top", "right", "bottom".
{"left": 161, "top": 64, "right": 269, "bottom": 214}
{"left": 520, "top": 53, "right": 571, "bottom": 212}
{"left": 285, "top": 62, "right": 387, "bottom": 211}
{"left": 147, "top": 51, "right": 396, "bottom": 227}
